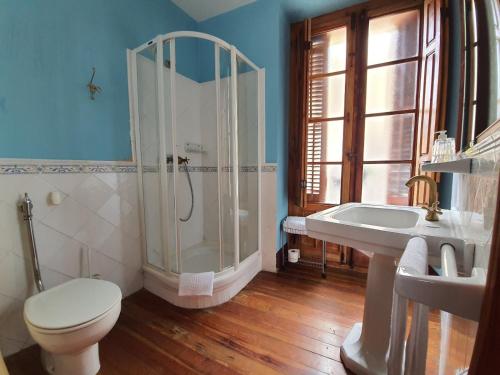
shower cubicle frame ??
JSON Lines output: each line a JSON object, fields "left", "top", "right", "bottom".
{"left": 127, "top": 31, "right": 264, "bottom": 292}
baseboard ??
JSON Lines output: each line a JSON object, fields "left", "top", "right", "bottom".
{"left": 275, "top": 244, "right": 289, "bottom": 270}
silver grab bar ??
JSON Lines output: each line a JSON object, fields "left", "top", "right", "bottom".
{"left": 19, "top": 193, "right": 45, "bottom": 293}
{"left": 441, "top": 243, "right": 458, "bottom": 278}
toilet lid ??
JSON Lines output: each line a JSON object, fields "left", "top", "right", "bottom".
{"left": 24, "top": 278, "right": 122, "bottom": 330}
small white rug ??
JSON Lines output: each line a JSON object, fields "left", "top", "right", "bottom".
{"left": 178, "top": 272, "right": 215, "bottom": 296}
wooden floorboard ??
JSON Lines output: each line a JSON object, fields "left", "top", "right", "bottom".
{"left": 5, "top": 266, "right": 442, "bottom": 374}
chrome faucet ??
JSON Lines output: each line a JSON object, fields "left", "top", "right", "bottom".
{"left": 405, "top": 175, "right": 442, "bottom": 221}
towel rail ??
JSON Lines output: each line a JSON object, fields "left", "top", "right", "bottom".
{"left": 395, "top": 243, "right": 485, "bottom": 322}
{"left": 441, "top": 243, "right": 458, "bottom": 277}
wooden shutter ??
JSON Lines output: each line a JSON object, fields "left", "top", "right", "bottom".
{"left": 413, "top": 0, "right": 445, "bottom": 205}
{"left": 306, "top": 34, "right": 329, "bottom": 201}
{"left": 288, "top": 20, "right": 311, "bottom": 207}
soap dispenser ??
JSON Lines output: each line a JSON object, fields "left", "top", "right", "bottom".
{"left": 431, "top": 130, "right": 455, "bottom": 163}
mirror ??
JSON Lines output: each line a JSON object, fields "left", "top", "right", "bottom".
{"left": 458, "top": 0, "right": 500, "bottom": 149}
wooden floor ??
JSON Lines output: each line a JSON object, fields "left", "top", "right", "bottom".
{"left": 6, "top": 265, "right": 442, "bottom": 374}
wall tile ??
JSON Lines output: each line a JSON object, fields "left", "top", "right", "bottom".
{"left": 40, "top": 266, "right": 72, "bottom": 290}
{"left": 97, "top": 194, "right": 133, "bottom": 227}
{"left": 40, "top": 174, "right": 89, "bottom": 195}
{"left": 0, "top": 201, "right": 23, "bottom": 260}
{"left": 43, "top": 198, "right": 93, "bottom": 237}
{"left": 443, "top": 131, "right": 499, "bottom": 373}
{"left": 0, "top": 300, "right": 29, "bottom": 343}
{"left": 0, "top": 253, "right": 33, "bottom": 300}
{"left": 42, "top": 238, "right": 87, "bottom": 278}
{"left": 71, "top": 176, "right": 114, "bottom": 213}
{"left": 74, "top": 214, "right": 115, "bottom": 250}
{"left": 0, "top": 168, "right": 143, "bottom": 356}
{"left": 98, "top": 228, "right": 142, "bottom": 268}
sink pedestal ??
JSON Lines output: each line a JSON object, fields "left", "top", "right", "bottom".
{"left": 340, "top": 253, "right": 396, "bottom": 375}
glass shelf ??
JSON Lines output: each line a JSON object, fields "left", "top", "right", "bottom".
{"left": 421, "top": 159, "right": 472, "bottom": 173}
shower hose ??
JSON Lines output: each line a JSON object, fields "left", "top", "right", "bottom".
{"left": 180, "top": 161, "right": 194, "bottom": 222}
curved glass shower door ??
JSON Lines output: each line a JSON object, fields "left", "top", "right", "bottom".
{"left": 131, "top": 32, "right": 260, "bottom": 277}
{"left": 237, "top": 57, "right": 260, "bottom": 263}
{"left": 135, "top": 44, "right": 165, "bottom": 270}
{"left": 168, "top": 37, "right": 224, "bottom": 273}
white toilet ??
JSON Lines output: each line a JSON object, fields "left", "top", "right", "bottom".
{"left": 24, "top": 278, "right": 122, "bottom": 375}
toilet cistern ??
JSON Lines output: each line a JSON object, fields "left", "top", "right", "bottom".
{"left": 405, "top": 175, "right": 442, "bottom": 221}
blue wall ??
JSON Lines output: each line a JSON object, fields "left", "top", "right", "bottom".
{"left": 199, "top": 0, "right": 367, "bottom": 250}
{"left": 199, "top": 0, "right": 284, "bottom": 164}
{"left": 0, "top": 0, "right": 197, "bottom": 160}
{"left": 199, "top": 0, "right": 290, "bottom": 248}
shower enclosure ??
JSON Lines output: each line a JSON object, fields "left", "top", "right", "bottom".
{"left": 127, "top": 31, "right": 263, "bottom": 307}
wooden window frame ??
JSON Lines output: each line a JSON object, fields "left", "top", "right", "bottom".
{"left": 288, "top": 0, "right": 448, "bottom": 268}
{"left": 352, "top": 5, "right": 424, "bottom": 204}
{"left": 289, "top": 0, "right": 430, "bottom": 215}
{"left": 306, "top": 20, "right": 351, "bottom": 207}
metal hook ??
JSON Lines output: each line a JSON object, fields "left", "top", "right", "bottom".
{"left": 87, "top": 67, "right": 102, "bottom": 100}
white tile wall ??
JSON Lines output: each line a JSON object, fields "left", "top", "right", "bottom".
{"left": 261, "top": 168, "right": 278, "bottom": 272}
{"left": 439, "top": 129, "right": 499, "bottom": 374}
{"left": 0, "top": 170, "right": 143, "bottom": 356}
{"left": 451, "top": 138, "right": 500, "bottom": 269}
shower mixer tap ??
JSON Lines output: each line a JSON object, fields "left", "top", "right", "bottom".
{"left": 178, "top": 156, "right": 190, "bottom": 164}
{"left": 166, "top": 155, "right": 190, "bottom": 164}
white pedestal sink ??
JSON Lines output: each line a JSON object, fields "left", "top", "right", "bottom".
{"left": 306, "top": 203, "right": 474, "bottom": 375}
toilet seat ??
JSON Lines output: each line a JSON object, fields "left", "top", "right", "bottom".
{"left": 24, "top": 278, "right": 122, "bottom": 331}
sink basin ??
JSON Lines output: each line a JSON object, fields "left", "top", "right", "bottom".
{"left": 306, "top": 203, "right": 473, "bottom": 268}
{"left": 332, "top": 205, "right": 419, "bottom": 229}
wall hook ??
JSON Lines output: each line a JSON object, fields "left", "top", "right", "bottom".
{"left": 87, "top": 67, "right": 102, "bottom": 100}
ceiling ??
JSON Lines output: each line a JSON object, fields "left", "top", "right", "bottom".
{"left": 283, "top": 0, "right": 365, "bottom": 21}
{"left": 171, "top": 0, "right": 257, "bottom": 22}
{"left": 171, "top": 0, "right": 366, "bottom": 23}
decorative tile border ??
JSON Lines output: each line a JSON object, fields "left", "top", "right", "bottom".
{"left": 0, "top": 162, "right": 137, "bottom": 175}
{"left": 0, "top": 161, "right": 277, "bottom": 175}
{"left": 143, "top": 165, "right": 277, "bottom": 173}
{"left": 167, "top": 166, "right": 218, "bottom": 173}
{"left": 0, "top": 164, "right": 40, "bottom": 174}
{"left": 262, "top": 165, "right": 277, "bottom": 173}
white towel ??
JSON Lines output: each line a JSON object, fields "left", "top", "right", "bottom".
{"left": 283, "top": 216, "right": 307, "bottom": 235}
{"left": 178, "top": 272, "right": 214, "bottom": 296}
{"left": 388, "top": 237, "right": 429, "bottom": 375}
